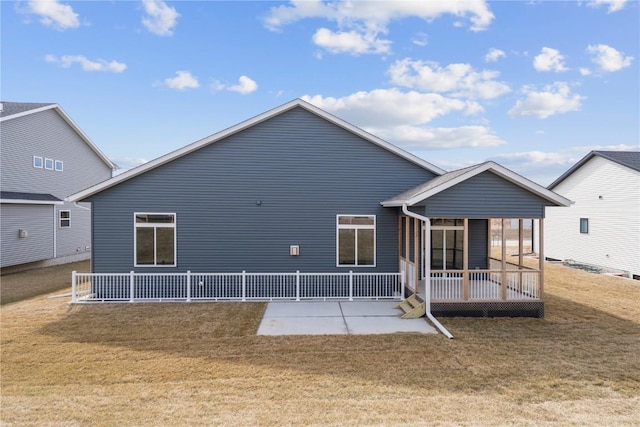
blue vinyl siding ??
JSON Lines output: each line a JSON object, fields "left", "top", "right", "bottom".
{"left": 423, "top": 171, "right": 550, "bottom": 218}
{"left": 468, "top": 219, "right": 488, "bottom": 269}
{"left": 87, "top": 107, "right": 436, "bottom": 273}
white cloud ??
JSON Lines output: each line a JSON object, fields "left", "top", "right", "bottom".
{"left": 412, "top": 32, "right": 428, "bottom": 47}
{"left": 388, "top": 58, "right": 510, "bottom": 100}
{"left": 508, "top": 82, "right": 585, "bottom": 119}
{"left": 211, "top": 75, "right": 258, "bottom": 95}
{"left": 227, "top": 76, "right": 258, "bottom": 94}
{"left": 312, "top": 27, "right": 391, "bottom": 55}
{"left": 302, "top": 89, "right": 503, "bottom": 149}
{"left": 579, "top": 67, "right": 592, "bottom": 76}
{"left": 587, "top": 44, "right": 634, "bottom": 72}
{"left": 45, "top": 54, "right": 127, "bottom": 73}
{"left": 374, "top": 125, "right": 506, "bottom": 149}
{"left": 303, "top": 89, "right": 469, "bottom": 128}
{"left": 141, "top": 0, "right": 179, "bottom": 36}
{"left": 26, "top": 0, "right": 79, "bottom": 30}
{"left": 587, "top": 0, "right": 627, "bottom": 13}
{"left": 533, "top": 47, "right": 568, "bottom": 72}
{"left": 264, "top": 0, "right": 494, "bottom": 55}
{"left": 265, "top": 1, "right": 494, "bottom": 31}
{"left": 161, "top": 71, "right": 200, "bottom": 90}
{"left": 484, "top": 48, "right": 505, "bottom": 63}
{"left": 110, "top": 156, "right": 149, "bottom": 173}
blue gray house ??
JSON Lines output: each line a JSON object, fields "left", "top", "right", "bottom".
{"left": 68, "top": 99, "right": 570, "bottom": 317}
{"left": 1, "top": 102, "right": 116, "bottom": 270}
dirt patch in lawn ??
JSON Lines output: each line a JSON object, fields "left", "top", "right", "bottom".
{"left": 1, "top": 260, "right": 639, "bottom": 426}
{"left": 0, "top": 260, "right": 89, "bottom": 305}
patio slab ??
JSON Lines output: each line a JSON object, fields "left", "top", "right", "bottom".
{"left": 257, "top": 300, "right": 437, "bottom": 336}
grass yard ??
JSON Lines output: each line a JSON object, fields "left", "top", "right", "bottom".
{"left": 0, "top": 260, "right": 90, "bottom": 305}
{"left": 1, "top": 261, "right": 639, "bottom": 426}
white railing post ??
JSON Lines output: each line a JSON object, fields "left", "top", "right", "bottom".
{"left": 296, "top": 270, "right": 300, "bottom": 301}
{"left": 242, "top": 270, "right": 246, "bottom": 301}
{"left": 400, "top": 272, "right": 405, "bottom": 300}
{"left": 186, "top": 271, "right": 191, "bottom": 302}
{"left": 129, "top": 271, "right": 135, "bottom": 302}
{"left": 349, "top": 271, "right": 353, "bottom": 301}
{"left": 71, "top": 271, "right": 77, "bottom": 303}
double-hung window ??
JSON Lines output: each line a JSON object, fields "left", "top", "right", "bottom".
{"left": 337, "top": 215, "right": 375, "bottom": 267}
{"left": 134, "top": 213, "right": 176, "bottom": 267}
{"left": 59, "top": 210, "right": 70, "bottom": 228}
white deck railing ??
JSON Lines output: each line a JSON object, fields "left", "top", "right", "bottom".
{"left": 71, "top": 271, "right": 404, "bottom": 303}
{"left": 430, "top": 268, "right": 540, "bottom": 301}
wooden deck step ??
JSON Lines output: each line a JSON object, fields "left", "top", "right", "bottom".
{"left": 395, "top": 294, "right": 426, "bottom": 319}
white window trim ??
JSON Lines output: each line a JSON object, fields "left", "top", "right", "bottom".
{"left": 59, "top": 210, "right": 70, "bottom": 228}
{"left": 336, "top": 214, "right": 376, "bottom": 268}
{"left": 134, "top": 212, "right": 177, "bottom": 267}
{"left": 55, "top": 160, "right": 64, "bottom": 171}
{"left": 33, "top": 156, "right": 43, "bottom": 168}
{"left": 44, "top": 158, "right": 54, "bottom": 170}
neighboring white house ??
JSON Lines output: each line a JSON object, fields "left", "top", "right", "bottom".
{"left": 544, "top": 150, "right": 640, "bottom": 279}
{"left": 0, "top": 102, "right": 116, "bottom": 270}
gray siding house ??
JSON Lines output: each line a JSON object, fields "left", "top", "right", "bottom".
{"left": 69, "top": 99, "right": 570, "bottom": 316}
{"left": 1, "top": 102, "right": 116, "bottom": 269}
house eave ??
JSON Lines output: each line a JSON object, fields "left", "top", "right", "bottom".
{"left": 1, "top": 199, "right": 64, "bottom": 205}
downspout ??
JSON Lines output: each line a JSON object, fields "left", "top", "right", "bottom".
{"left": 402, "top": 203, "right": 454, "bottom": 339}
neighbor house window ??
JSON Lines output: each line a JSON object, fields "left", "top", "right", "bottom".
{"left": 134, "top": 213, "right": 176, "bottom": 267}
{"left": 33, "top": 156, "right": 43, "bottom": 168}
{"left": 55, "top": 160, "right": 63, "bottom": 171}
{"left": 44, "top": 158, "right": 54, "bottom": 170}
{"left": 59, "top": 210, "right": 70, "bottom": 228}
{"left": 337, "top": 215, "right": 375, "bottom": 267}
{"left": 580, "top": 218, "right": 589, "bottom": 234}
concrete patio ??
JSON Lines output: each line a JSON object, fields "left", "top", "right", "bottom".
{"left": 257, "top": 300, "right": 437, "bottom": 336}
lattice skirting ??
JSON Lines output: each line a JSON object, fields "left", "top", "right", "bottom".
{"left": 430, "top": 301, "right": 544, "bottom": 318}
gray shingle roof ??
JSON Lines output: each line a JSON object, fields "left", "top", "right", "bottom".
{"left": 1, "top": 191, "right": 62, "bottom": 202}
{"left": 548, "top": 150, "right": 640, "bottom": 189}
{"left": 0, "top": 102, "right": 54, "bottom": 118}
{"left": 593, "top": 151, "right": 640, "bottom": 172}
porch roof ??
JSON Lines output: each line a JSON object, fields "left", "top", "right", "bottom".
{"left": 380, "top": 161, "right": 572, "bottom": 208}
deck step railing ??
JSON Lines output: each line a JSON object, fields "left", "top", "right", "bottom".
{"left": 71, "top": 271, "right": 404, "bottom": 303}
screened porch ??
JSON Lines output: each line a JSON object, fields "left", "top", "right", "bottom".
{"left": 399, "top": 215, "right": 545, "bottom": 303}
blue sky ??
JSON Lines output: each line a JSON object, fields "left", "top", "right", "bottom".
{"left": 2, "top": 0, "right": 638, "bottom": 184}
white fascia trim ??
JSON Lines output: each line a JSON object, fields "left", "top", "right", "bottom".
{"left": 68, "top": 99, "right": 444, "bottom": 202}
{"left": 0, "top": 104, "right": 58, "bottom": 122}
{"left": 385, "top": 161, "right": 572, "bottom": 207}
{"left": 1, "top": 199, "right": 64, "bottom": 205}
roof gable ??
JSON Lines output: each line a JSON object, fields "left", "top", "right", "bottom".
{"left": 68, "top": 98, "right": 444, "bottom": 202}
{"left": 548, "top": 150, "right": 640, "bottom": 189}
{"left": 0, "top": 101, "right": 117, "bottom": 171}
{"left": 382, "top": 161, "right": 571, "bottom": 207}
